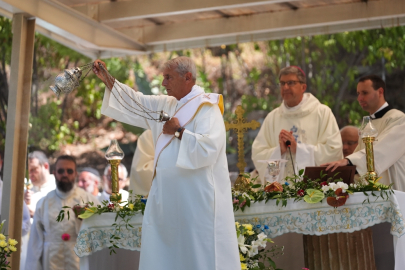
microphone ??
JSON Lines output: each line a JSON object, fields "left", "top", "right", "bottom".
{"left": 285, "top": 140, "right": 296, "bottom": 176}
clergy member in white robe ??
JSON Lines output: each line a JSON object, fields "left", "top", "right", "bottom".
{"left": 93, "top": 57, "right": 239, "bottom": 270}
{"left": 323, "top": 75, "right": 405, "bottom": 190}
{"left": 129, "top": 129, "right": 154, "bottom": 196}
{"left": 252, "top": 66, "right": 343, "bottom": 184}
{"left": 25, "top": 155, "right": 99, "bottom": 270}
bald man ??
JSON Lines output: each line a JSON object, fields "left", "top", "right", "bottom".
{"left": 340, "top": 126, "right": 359, "bottom": 157}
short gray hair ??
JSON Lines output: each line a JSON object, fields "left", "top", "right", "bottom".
{"left": 279, "top": 66, "right": 306, "bottom": 84}
{"left": 162, "top": 56, "right": 196, "bottom": 81}
{"left": 28, "top": 151, "right": 49, "bottom": 166}
{"left": 104, "top": 163, "right": 128, "bottom": 180}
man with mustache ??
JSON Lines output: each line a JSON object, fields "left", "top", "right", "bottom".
{"left": 25, "top": 155, "right": 99, "bottom": 270}
{"left": 252, "top": 66, "right": 343, "bottom": 184}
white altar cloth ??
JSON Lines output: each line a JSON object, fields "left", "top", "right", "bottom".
{"left": 75, "top": 191, "right": 405, "bottom": 270}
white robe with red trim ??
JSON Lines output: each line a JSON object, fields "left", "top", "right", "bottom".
{"left": 101, "top": 81, "right": 239, "bottom": 270}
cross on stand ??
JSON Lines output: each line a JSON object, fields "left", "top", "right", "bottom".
{"left": 225, "top": 105, "right": 261, "bottom": 191}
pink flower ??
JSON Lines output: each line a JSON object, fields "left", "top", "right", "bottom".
{"left": 239, "top": 201, "right": 246, "bottom": 208}
{"left": 61, "top": 233, "right": 70, "bottom": 241}
{"left": 233, "top": 198, "right": 239, "bottom": 204}
{"left": 297, "top": 189, "right": 305, "bottom": 197}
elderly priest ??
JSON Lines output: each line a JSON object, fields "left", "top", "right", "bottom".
{"left": 93, "top": 57, "right": 239, "bottom": 270}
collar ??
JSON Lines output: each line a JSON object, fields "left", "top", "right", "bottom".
{"left": 55, "top": 186, "right": 75, "bottom": 200}
{"left": 178, "top": 85, "right": 205, "bottom": 105}
{"left": 371, "top": 102, "right": 391, "bottom": 119}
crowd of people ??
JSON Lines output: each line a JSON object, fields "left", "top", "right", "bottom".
{"left": 1, "top": 56, "right": 403, "bottom": 270}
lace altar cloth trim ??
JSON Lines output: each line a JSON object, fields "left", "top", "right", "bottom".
{"left": 74, "top": 213, "right": 143, "bottom": 257}
{"left": 74, "top": 191, "right": 405, "bottom": 257}
{"left": 234, "top": 191, "right": 405, "bottom": 238}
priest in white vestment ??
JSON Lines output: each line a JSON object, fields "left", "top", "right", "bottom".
{"left": 25, "top": 155, "right": 99, "bottom": 270}
{"left": 323, "top": 75, "right": 405, "bottom": 190}
{"left": 252, "top": 66, "right": 343, "bottom": 184}
{"left": 129, "top": 129, "right": 154, "bottom": 196}
{"left": 93, "top": 57, "right": 239, "bottom": 270}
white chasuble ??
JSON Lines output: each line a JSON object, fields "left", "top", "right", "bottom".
{"left": 348, "top": 108, "right": 405, "bottom": 190}
{"left": 129, "top": 129, "right": 155, "bottom": 196}
{"left": 252, "top": 93, "right": 343, "bottom": 184}
{"left": 101, "top": 81, "right": 240, "bottom": 270}
{"left": 25, "top": 187, "right": 99, "bottom": 270}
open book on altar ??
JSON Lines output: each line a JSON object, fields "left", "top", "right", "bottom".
{"left": 303, "top": 166, "right": 356, "bottom": 184}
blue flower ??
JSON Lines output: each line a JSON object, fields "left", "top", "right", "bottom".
{"left": 256, "top": 225, "right": 261, "bottom": 228}
{"left": 284, "top": 182, "right": 289, "bottom": 186}
{"left": 264, "top": 225, "right": 269, "bottom": 230}
{"left": 141, "top": 198, "right": 147, "bottom": 204}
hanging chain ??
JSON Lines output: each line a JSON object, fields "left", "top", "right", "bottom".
{"left": 96, "top": 62, "right": 163, "bottom": 122}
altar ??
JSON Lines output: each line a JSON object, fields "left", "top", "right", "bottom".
{"left": 75, "top": 190, "right": 405, "bottom": 270}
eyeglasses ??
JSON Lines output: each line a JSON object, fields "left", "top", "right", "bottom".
{"left": 57, "top": 168, "right": 75, "bottom": 175}
{"left": 278, "top": 80, "right": 303, "bottom": 87}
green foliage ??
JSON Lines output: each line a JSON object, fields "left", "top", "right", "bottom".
{"left": 29, "top": 99, "right": 80, "bottom": 150}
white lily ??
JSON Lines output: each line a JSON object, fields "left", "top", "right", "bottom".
{"left": 238, "top": 235, "right": 249, "bottom": 254}
{"left": 248, "top": 241, "right": 259, "bottom": 257}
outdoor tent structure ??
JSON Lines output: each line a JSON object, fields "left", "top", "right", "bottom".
{"left": 0, "top": 0, "right": 405, "bottom": 268}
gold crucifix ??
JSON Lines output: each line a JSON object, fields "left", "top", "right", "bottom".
{"left": 225, "top": 105, "right": 260, "bottom": 191}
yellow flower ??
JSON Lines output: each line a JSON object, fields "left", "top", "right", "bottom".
{"left": 0, "top": 241, "right": 7, "bottom": 248}
{"left": 239, "top": 253, "right": 245, "bottom": 262}
{"left": 241, "top": 262, "right": 248, "bottom": 270}
{"left": 9, "top": 245, "right": 16, "bottom": 252}
{"left": 8, "top": 239, "right": 18, "bottom": 246}
{"left": 242, "top": 224, "right": 253, "bottom": 231}
{"left": 235, "top": 222, "right": 240, "bottom": 227}
{"left": 3, "top": 248, "right": 8, "bottom": 252}
{"left": 0, "top": 234, "right": 5, "bottom": 241}
{"left": 246, "top": 230, "right": 255, "bottom": 235}
{"left": 128, "top": 204, "right": 134, "bottom": 210}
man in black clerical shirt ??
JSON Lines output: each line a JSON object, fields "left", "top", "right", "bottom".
{"left": 322, "top": 75, "right": 405, "bottom": 190}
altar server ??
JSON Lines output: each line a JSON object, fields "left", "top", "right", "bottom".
{"left": 93, "top": 56, "right": 239, "bottom": 270}
{"left": 129, "top": 129, "right": 154, "bottom": 196}
{"left": 252, "top": 66, "right": 343, "bottom": 184}
{"left": 25, "top": 155, "right": 99, "bottom": 270}
{"left": 323, "top": 75, "right": 405, "bottom": 190}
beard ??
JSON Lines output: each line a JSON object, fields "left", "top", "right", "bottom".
{"left": 56, "top": 177, "right": 74, "bottom": 192}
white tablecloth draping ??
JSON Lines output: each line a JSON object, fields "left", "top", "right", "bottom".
{"left": 234, "top": 190, "right": 405, "bottom": 238}
{"left": 75, "top": 191, "right": 405, "bottom": 270}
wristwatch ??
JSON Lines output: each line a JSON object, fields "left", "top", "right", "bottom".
{"left": 174, "top": 127, "right": 183, "bottom": 138}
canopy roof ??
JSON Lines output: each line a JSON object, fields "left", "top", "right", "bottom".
{"left": 1, "top": 0, "right": 404, "bottom": 58}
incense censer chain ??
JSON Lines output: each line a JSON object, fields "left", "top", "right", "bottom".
{"left": 49, "top": 61, "right": 171, "bottom": 122}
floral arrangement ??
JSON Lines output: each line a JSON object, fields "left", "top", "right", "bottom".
{"left": 236, "top": 222, "right": 283, "bottom": 270}
{"left": 232, "top": 170, "right": 394, "bottom": 211}
{"left": 0, "top": 221, "right": 18, "bottom": 270}
{"left": 57, "top": 191, "right": 146, "bottom": 254}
